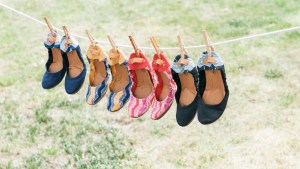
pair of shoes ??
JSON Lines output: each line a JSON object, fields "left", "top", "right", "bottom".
{"left": 128, "top": 51, "right": 176, "bottom": 120}
{"left": 85, "top": 44, "right": 132, "bottom": 112}
{"left": 171, "top": 51, "right": 229, "bottom": 126}
{"left": 42, "top": 32, "right": 86, "bottom": 94}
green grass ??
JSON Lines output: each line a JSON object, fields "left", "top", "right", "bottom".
{"left": 34, "top": 100, "right": 52, "bottom": 124}
{"left": 24, "top": 154, "right": 45, "bottom": 169}
{"left": 0, "top": 0, "right": 300, "bottom": 168}
{"left": 264, "top": 69, "right": 283, "bottom": 79}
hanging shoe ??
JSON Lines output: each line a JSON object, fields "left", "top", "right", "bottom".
{"left": 197, "top": 51, "right": 229, "bottom": 125}
{"left": 171, "top": 54, "right": 199, "bottom": 127}
{"left": 107, "top": 48, "right": 132, "bottom": 112}
{"left": 60, "top": 35, "right": 86, "bottom": 94}
{"left": 42, "top": 32, "right": 67, "bottom": 89}
{"left": 128, "top": 51, "right": 156, "bottom": 118}
{"left": 85, "top": 44, "right": 110, "bottom": 105}
{"left": 150, "top": 52, "right": 176, "bottom": 120}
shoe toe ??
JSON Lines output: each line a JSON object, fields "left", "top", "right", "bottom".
{"left": 128, "top": 93, "right": 154, "bottom": 118}
{"left": 150, "top": 101, "right": 162, "bottom": 120}
{"left": 197, "top": 91, "right": 229, "bottom": 125}
{"left": 86, "top": 82, "right": 108, "bottom": 105}
{"left": 42, "top": 69, "right": 66, "bottom": 89}
{"left": 107, "top": 82, "right": 131, "bottom": 112}
{"left": 65, "top": 68, "right": 86, "bottom": 94}
{"left": 176, "top": 95, "right": 198, "bottom": 127}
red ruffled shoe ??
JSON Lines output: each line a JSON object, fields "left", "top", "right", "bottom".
{"left": 151, "top": 52, "right": 176, "bottom": 120}
{"left": 128, "top": 51, "right": 156, "bottom": 118}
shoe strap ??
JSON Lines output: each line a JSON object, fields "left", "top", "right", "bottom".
{"left": 44, "top": 32, "right": 61, "bottom": 49}
{"left": 63, "top": 39, "right": 74, "bottom": 52}
{"left": 154, "top": 58, "right": 165, "bottom": 66}
{"left": 47, "top": 36, "right": 56, "bottom": 43}
{"left": 152, "top": 53, "right": 170, "bottom": 72}
{"left": 108, "top": 48, "right": 126, "bottom": 65}
{"left": 128, "top": 52, "right": 151, "bottom": 71}
{"left": 87, "top": 44, "right": 107, "bottom": 61}
{"left": 129, "top": 57, "right": 144, "bottom": 64}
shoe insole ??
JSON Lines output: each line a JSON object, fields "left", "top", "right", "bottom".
{"left": 90, "top": 60, "right": 106, "bottom": 86}
{"left": 49, "top": 48, "right": 63, "bottom": 73}
{"left": 202, "top": 70, "right": 225, "bottom": 105}
{"left": 179, "top": 73, "right": 197, "bottom": 106}
{"left": 134, "top": 69, "right": 154, "bottom": 99}
{"left": 67, "top": 50, "right": 84, "bottom": 78}
{"left": 110, "top": 64, "right": 129, "bottom": 93}
{"left": 157, "top": 72, "right": 171, "bottom": 101}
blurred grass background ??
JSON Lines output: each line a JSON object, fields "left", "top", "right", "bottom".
{"left": 0, "top": 0, "right": 299, "bottom": 168}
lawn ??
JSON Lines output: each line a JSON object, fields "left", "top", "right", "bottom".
{"left": 0, "top": 0, "right": 299, "bottom": 168}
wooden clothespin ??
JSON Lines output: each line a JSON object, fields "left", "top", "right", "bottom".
{"left": 177, "top": 35, "right": 189, "bottom": 66}
{"left": 85, "top": 30, "right": 102, "bottom": 56}
{"left": 128, "top": 36, "right": 144, "bottom": 64}
{"left": 202, "top": 30, "right": 217, "bottom": 64}
{"left": 86, "top": 30, "right": 95, "bottom": 45}
{"left": 150, "top": 36, "right": 160, "bottom": 55}
{"left": 150, "top": 36, "right": 164, "bottom": 65}
{"left": 62, "top": 26, "right": 73, "bottom": 50}
{"left": 62, "top": 26, "right": 73, "bottom": 43}
{"left": 44, "top": 17, "right": 56, "bottom": 43}
{"left": 129, "top": 35, "right": 140, "bottom": 56}
{"left": 107, "top": 35, "right": 119, "bottom": 74}
{"left": 107, "top": 35, "right": 118, "bottom": 53}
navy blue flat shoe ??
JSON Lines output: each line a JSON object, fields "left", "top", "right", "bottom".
{"left": 42, "top": 32, "right": 67, "bottom": 89}
{"left": 60, "top": 35, "right": 86, "bottom": 94}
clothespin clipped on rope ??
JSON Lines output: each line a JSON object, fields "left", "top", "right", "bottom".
{"left": 85, "top": 30, "right": 102, "bottom": 56}
{"left": 107, "top": 35, "right": 120, "bottom": 63}
{"left": 44, "top": 17, "right": 56, "bottom": 43}
{"left": 150, "top": 36, "right": 164, "bottom": 66}
{"left": 177, "top": 35, "right": 189, "bottom": 67}
{"left": 62, "top": 26, "right": 73, "bottom": 51}
{"left": 128, "top": 35, "right": 144, "bottom": 64}
{"left": 202, "top": 30, "right": 217, "bottom": 64}
{"left": 107, "top": 35, "right": 118, "bottom": 53}
{"left": 86, "top": 30, "right": 95, "bottom": 45}
{"left": 107, "top": 35, "right": 119, "bottom": 74}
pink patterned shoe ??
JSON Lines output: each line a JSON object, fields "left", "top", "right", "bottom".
{"left": 151, "top": 52, "right": 176, "bottom": 120}
{"left": 128, "top": 51, "right": 156, "bottom": 118}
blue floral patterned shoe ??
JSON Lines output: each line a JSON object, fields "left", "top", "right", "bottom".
{"left": 42, "top": 32, "right": 67, "bottom": 89}
{"left": 107, "top": 48, "right": 132, "bottom": 112}
{"left": 85, "top": 44, "right": 110, "bottom": 105}
{"left": 60, "top": 35, "right": 86, "bottom": 94}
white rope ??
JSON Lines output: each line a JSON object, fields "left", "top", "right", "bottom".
{"left": 1, "top": 2, "right": 300, "bottom": 50}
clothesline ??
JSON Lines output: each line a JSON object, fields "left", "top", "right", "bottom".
{"left": 1, "top": 2, "right": 300, "bottom": 50}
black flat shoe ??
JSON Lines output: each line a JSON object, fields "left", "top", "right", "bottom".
{"left": 171, "top": 54, "right": 199, "bottom": 127}
{"left": 197, "top": 51, "right": 229, "bottom": 125}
